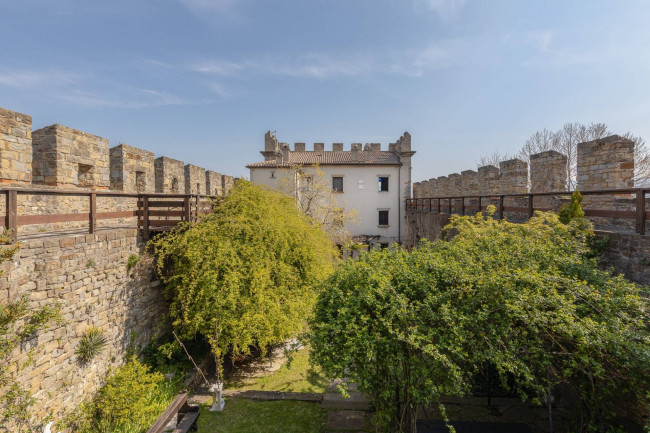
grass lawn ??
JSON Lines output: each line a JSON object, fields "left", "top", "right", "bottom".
{"left": 226, "top": 347, "right": 328, "bottom": 393}
{"left": 196, "top": 399, "right": 327, "bottom": 433}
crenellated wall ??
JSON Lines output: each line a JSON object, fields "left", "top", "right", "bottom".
{"left": 0, "top": 106, "right": 235, "bottom": 197}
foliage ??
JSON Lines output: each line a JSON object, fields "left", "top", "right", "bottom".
{"left": 310, "top": 211, "right": 650, "bottom": 432}
{"left": 0, "top": 234, "right": 62, "bottom": 433}
{"left": 558, "top": 189, "right": 585, "bottom": 224}
{"left": 127, "top": 254, "right": 140, "bottom": 271}
{"left": 60, "top": 357, "right": 181, "bottom": 433}
{"left": 153, "top": 180, "right": 338, "bottom": 379}
{"left": 141, "top": 333, "right": 211, "bottom": 375}
{"left": 76, "top": 327, "right": 108, "bottom": 365}
{"left": 196, "top": 399, "right": 328, "bottom": 433}
{"left": 276, "top": 164, "right": 358, "bottom": 244}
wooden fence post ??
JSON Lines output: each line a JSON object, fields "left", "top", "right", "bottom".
{"left": 499, "top": 195, "right": 504, "bottom": 220}
{"left": 528, "top": 194, "right": 534, "bottom": 220}
{"left": 183, "top": 196, "right": 191, "bottom": 222}
{"left": 6, "top": 190, "right": 17, "bottom": 242}
{"left": 142, "top": 195, "right": 149, "bottom": 241}
{"left": 637, "top": 189, "right": 646, "bottom": 235}
{"left": 89, "top": 193, "right": 96, "bottom": 234}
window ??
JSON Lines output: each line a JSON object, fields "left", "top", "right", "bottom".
{"left": 270, "top": 171, "right": 275, "bottom": 178}
{"left": 332, "top": 176, "right": 344, "bottom": 192}
{"left": 196, "top": 183, "right": 201, "bottom": 194}
{"left": 78, "top": 164, "right": 94, "bottom": 187}
{"left": 378, "top": 176, "right": 389, "bottom": 192}
{"left": 171, "top": 178, "right": 179, "bottom": 193}
{"left": 135, "top": 171, "right": 146, "bottom": 193}
{"left": 378, "top": 210, "right": 389, "bottom": 226}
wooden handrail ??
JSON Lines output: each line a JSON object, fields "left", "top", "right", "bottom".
{"left": 406, "top": 188, "right": 648, "bottom": 234}
{"left": 147, "top": 391, "right": 200, "bottom": 433}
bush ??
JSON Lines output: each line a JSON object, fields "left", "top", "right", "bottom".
{"left": 310, "top": 211, "right": 650, "bottom": 432}
{"left": 62, "top": 357, "right": 180, "bottom": 433}
{"left": 153, "top": 180, "right": 338, "bottom": 377}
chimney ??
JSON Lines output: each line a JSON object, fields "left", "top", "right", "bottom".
{"left": 294, "top": 142, "right": 305, "bottom": 151}
{"left": 314, "top": 142, "right": 324, "bottom": 152}
{"left": 281, "top": 143, "right": 290, "bottom": 163}
{"left": 369, "top": 143, "right": 381, "bottom": 151}
{"left": 333, "top": 143, "right": 343, "bottom": 152}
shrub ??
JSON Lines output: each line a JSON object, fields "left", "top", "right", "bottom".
{"left": 310, "top": 211, "right": 650, "bottom": 432}
{"left": 76, "top": 327, "right": 108, "bottom": 365}
{"left": 127, "top": 254, "right": 140, "bottom": 271}
{"left": 153, "top": 181, "right": 338, "bottom": 378}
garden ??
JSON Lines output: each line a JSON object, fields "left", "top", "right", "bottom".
{"left": 3, "top": 183, "right": 649, "bottom": 433}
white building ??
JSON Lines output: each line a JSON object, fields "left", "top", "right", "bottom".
{"left": 247, "top": 131, "right": 415, "bottom": 247}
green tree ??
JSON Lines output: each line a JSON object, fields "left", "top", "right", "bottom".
{"left": 154, "top": 180, "right": 338, "bottom": 380}
{"left": 310, "top": 211, "right": 650, "bottom": 432}
{"left": 558, "top": 189, "right": 585, "bottom": 224}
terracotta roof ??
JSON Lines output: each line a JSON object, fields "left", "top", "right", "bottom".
{"left": 247, "top": 151, "right": 401, "bottom": 168}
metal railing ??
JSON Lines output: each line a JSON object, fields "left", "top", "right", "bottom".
{"left": 406, "top": 188, "right": 648, "bottom": 234}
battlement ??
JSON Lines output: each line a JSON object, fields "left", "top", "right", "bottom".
{"left": 260, "top": 130, "right": 413, "bottom": 157}
{"left": 413, "top": 135, "right": 636, "bottom": 199}
{"left": 0, "top": 106, "right": 235, "bottom": 196}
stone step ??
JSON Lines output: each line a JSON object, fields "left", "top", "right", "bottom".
{"left": 326, "top": 409, "right": 366, "bottom": 431}
{"left": 322, "top": 391, "right": 369, "bottom": 410}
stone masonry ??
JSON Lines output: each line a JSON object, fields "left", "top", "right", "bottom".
{"left": 577, "top": 135, "right": 634, "bottom": 190}
{"left": 0, "top": 107, "right": 32, "bottom": 184}
{"left": 206, "top": 170, "right": 223, "bottom": 196}
{"left": 477, "top": 165, "right": 500, "bottom": 196}
{"left": 499, "top": 158, "right": 528, "bottom": 194}
{"left": 154, "top": 156, "right": 185, "bottom": 194}
{"left": 184, "top": 164, "right": 206, "bottom": 194}
{"left": 222, "top": 175, "right": 235, "bottom": 195}
{"left": 461, "top": 170, "right": 478, "bottom": 196}
{"left": 530, "top": 150, "right": 567, "bottom": 193}
{"left": 32, "top": 124, "right": 110, "bottom": 189}
{"left": 110, "top": 144, "right": 155, "bottom": 193}
{"left": 0, "top": 229, "right": 165, "bottom": 424}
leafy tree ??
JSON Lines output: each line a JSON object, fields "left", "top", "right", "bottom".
{"left": 310, "top": 210, "right": 650, "bottom": 432}
{"left": 154, "top": 180, "right": 338, "bottom": 380}
{"left": 0, "top": 234, "right": 62, "bottom": 432}
{"left": 276, "top": 164, "right": 358, "bottom": 245}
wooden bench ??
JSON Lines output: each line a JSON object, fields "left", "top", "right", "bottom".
{"left": 147, "top": 391, "right": 200, "bottom": 433}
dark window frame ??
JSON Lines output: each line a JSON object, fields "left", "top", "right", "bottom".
{"left": 378, "top": 210, "right": 389, "bottom": 226}
{"left": 378, "top": 176, "right": 389, "bottom": 192}
{"left": 332, "top": 176, "right": 344, "bottom": 192}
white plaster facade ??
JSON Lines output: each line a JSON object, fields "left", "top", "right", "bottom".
{"left": 247, "top": 132, "right": 414, "bottom": 246}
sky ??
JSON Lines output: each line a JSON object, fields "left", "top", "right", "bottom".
{"left": 1, "top": 0, "right": 650, "bottom": 181}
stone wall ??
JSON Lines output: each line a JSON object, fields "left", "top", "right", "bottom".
{"left": 0, "top": 228, "right": 166, "bottom": 424}
{"left": 577, "top": 135, "right": 634, "bottom": 190}
{"left": 222, "top": 175, "right": 235, "bottom": 195}
{"left": 0, "top": 107, "right": 32, "bottom": 184}
{"left": 155, "top": 156, "right": 185, "bottom": 194}
{"left": 184, "top": 164, "right": 206, "bottom": 195}
{"left": 32, "top": 124, "right": 110, "bottom": 189}
{"left": 110, "top": 144, "right": 155, "bottom": 193}
{"left": 206, "top": 170, "right": 223, "bottom": 196}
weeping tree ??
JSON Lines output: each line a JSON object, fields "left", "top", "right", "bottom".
{"left": 153, "top": 180, "right": 338, "bottom": 383}
{"left": 310, "top": 209, "right": 650, "bottom": 432}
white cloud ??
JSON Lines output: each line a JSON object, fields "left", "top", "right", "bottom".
{"left": 417, "top": 0, "right": 466, "bottom": 20}
{"left": 190, "top": 41, "right": 465, "bottom": 80}
{"left": 58, "top": 88, "right": 199, "bottom": 109}
{"left": 0, "top": 69, "right": 77, "bottom": 88}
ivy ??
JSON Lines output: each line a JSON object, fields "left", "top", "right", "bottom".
{"left": 0, "top": 235, "right": 62, "bottom": 432}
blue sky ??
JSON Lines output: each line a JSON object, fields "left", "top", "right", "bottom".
{"left": 1, "top": 0, "right": 649, "bottom": 181}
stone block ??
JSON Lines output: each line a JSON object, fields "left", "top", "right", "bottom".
{"left": 184, "top": 164, "right": 206, "bottom": 194}
{"left": 0, "top": 107, "right": 32, "bottom": 184}
{"left": 109, "top": 144, "right": 155, "bottom": 193}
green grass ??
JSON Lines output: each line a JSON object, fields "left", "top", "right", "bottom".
{"left": 226, "top": 347, "right": 328, "bottom": 393}
{"left": 196, "top": 399, "right": 327, "bottom": 433}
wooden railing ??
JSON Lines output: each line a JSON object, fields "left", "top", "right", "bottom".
{"left": 147, "top": 391, "right": 199, "bottom": 433}
{"left": 0, "top": 188, "right": 216, "bottom": 242}
{"left": 406, "top": 188, "right": 648, "bottom": 235}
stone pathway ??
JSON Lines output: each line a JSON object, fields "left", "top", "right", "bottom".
{"left": 322, "top": 379, "right": 370, "bottom": 432}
